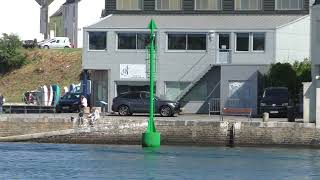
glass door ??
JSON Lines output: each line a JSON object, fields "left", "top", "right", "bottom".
{"left": 218, "top": 33, "right": 231, "bottom": 64}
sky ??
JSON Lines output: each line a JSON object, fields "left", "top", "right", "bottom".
{"left": 0, "top": 0, "right": 64, "bottom": 40}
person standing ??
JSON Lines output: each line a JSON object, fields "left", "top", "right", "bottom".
{"left": 78, "top": 95, "right": 88, "bottom": 125}
{"left": 0, "top": 93, "right": 5, "bottom": 114}
{"left": 80, "top": 95, "right": 88, "bottom": 109}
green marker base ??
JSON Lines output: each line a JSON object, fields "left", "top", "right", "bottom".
{"left": 142, "top": 132, "right": 161, "bottom": 147}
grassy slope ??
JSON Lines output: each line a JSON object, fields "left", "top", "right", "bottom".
{"left": 0, "top": 49, "right": 82, "bottom": 102}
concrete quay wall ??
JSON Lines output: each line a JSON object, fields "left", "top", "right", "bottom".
{"left": 1, "top": 115, "right": 320, "bottom": 146}
{"left": 234, "top": 122, "right": 319, "bottom": 146}
{"left": 34, "top": 119, "right": 230, "bottom": 145}
{"left": 0, "top": 115, "right": 72, "bottom": 137}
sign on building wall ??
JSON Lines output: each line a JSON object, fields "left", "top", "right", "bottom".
{"left": 120, "top": 64, "right": 147, "bottom": 79}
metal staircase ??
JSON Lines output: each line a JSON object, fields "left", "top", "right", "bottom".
{"left": 174, "top": 65, "right": 215, "bottom": 102}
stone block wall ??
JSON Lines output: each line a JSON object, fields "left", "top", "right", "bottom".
{"left": 2, "top": 115, "right": 320, "bottom": 147}
{"left": 234, "top": 122, "right": 320, "bottom": 146}
{"left": 34, "top": 119, "right": 230, "bottom": 145}
{"left": 0, "top": 116, "right": 73, "bottom": 137}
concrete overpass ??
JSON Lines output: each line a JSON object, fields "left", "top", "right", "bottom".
{"left": 35, "top": 0, "right": 54, "bottom": 39}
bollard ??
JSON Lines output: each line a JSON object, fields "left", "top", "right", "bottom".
{"left": 263, "top": 112, "right": 269, "bottom": 122}
{"left": 287, "top": 106, "right": 295, "bottom": 122}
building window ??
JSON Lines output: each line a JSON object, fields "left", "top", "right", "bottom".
{"left": 195, "top": 0, "right": 222, "bottom": 10}
{"left": 252, "top": 33, "right": 265, "bottom": 51}
{"left": 168, "top": 33, "right": 207, "bottom": 50}
{"left": 116, "top": 0, "right": 142, "bottom": 10}
{"left": 137, "top": 34, "right": 150, "bottom": 49}
{"left": 118, "top": 33, "right": 151, "bottom": 50}
{"left": 276, "top": 0, "right": 303, "bottom": 10}
{"left": 235, "top": 0, "right": 261, "bottom": 10}
{"left": 236, "top": 33, "right": 249, "bottom": 52}
{"left": 168, "top": 34, "right": 186, "bottom": 50}
{"left": 219, "top": 34, "right": 230, "bottom": 50}
{"left": 89, "top": 32, "right": 107, "bottom": 50}
{"left": 188, "top": 34, "right": 207, "bottom": 50}
{"left": 156, "top": 0, "right": 182, "bottom": 10}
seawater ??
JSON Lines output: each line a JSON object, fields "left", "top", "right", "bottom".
{"left": 0, "top": 143, "right": 320, "bottom": 180}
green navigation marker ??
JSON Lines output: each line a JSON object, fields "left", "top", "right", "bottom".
{"left": 142, "top": 19, "right": 161, "bottom": 147}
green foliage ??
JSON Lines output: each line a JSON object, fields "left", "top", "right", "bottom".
{"left": 263, "top": 60, "right": 311, "bottom": 103}
{"left": 0, "top": 33, "right": 27, "bottom": 73}
{"left": 264, "top": 63, "right": 297, "bottom": 99}
{"left": 293, "top": 58, "right": 311, "bottom": 83}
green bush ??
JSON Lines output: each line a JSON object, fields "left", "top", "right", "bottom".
{"left": 263, "top": 60, "right": 311, "bottom": 103}
{"left": 293, "top": 59, "right": 311, "bottom": 83}
{"left": 0, "top": 33, "right": 27, "bottom": 73}
{"left": 264, "top": 63, "right": 297, "bottom": 99}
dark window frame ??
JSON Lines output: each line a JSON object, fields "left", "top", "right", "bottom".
{"left": 252, "top": 32, "right": 265, "bottom": 52}
{"left": 195, "top": 0, "right": 223, "bottom": 11}
{"left": 116, "top": 0, "right": 143, "bottom": 10}
{"left": 218, "top": 33, "right": 230, "bottom": 50}
{"left": 235, "top": 33, "right": 250, "bottom": 52}
{"left": 156, "top": 0, "right": 183, "bottom": 11}
{"left": 117, "top": 32, "right": 155, "bottom": 50}
{"left": 167, "top": 33, "right": 207, "bottom": 51}
{"left": 234, "top": 0, "right": 262, "bottom": 11}
{"left": 88, "top": 31, "right": 107, "bottom": 51}
{"left": 275, "top": 0, "right": 304, "bottom": 10}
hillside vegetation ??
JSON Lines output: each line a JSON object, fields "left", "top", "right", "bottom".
{"left": 0, "top": 49, "right": 82, "bottom": 102}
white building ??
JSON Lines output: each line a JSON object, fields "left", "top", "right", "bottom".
{"left": 304, "top": 1, "right": 320, "bottom": 126}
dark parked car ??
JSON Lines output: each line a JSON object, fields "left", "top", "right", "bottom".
{"left": 22, "top": 40, "right": 37, "bottom": 49}
{"left": 55, "top": 93, "right": 82, "bottom": 113}
{"left": 260, "top": 87, "right": 289, "bottom": 117}
{"left": 112, "top": 91, "right": 181, "bottom": 117}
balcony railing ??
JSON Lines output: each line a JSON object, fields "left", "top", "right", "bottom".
{"left": 216, "top": 49, "right": 231, "bottom": 64}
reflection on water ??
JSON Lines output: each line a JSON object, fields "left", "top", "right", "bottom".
{"left": 0, "top": 143, "right": 320, "bottom": 179}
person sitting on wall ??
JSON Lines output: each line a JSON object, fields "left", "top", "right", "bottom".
{"left": 88, "top": 108, "right": 100, "bottom": 126}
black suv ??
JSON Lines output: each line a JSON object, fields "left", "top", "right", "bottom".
{"left": 260, "top": 87, "right": 289, "bottom": 117}
{"left": 112, "top": 91, "right": 181, "bottom": 117}
{"left": 55, "top": 93, "right": 82, "bottom": 113}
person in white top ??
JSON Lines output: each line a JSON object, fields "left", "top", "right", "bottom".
{"left": 80, "top": 95, "right": 88, "bottom": 108}
{"left": 78, "top": 95, "right": 88, "bottom": 125}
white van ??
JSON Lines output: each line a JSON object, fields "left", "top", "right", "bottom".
{"left": 40, "top": 37, "right": 72, "bottom": 49}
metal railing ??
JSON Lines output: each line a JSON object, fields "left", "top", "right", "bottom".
{"left": 216, "top": 49, "right": 232, "bottom": 64}
{"left": 3, "top": 91, "right": 62, "bottom": 114}
{"left": 208, "top": 98, "right": 248, "bottom": 116}
{"left": 3, "top": 104, "right": 56, "bottom": 114}
{"left": 208, "top": 98, "right": 220, "bottom": 116}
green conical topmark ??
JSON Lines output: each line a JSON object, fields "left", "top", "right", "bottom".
{"left": 142, "top": 19, "right": 161, "bottom": 147}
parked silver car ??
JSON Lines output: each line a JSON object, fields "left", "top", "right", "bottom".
{"left": 112, "top": 91, "right": 181, "bottom": 117}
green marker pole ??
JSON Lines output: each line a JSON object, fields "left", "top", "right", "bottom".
{"left": 142, "top": 19, "right": 160, "bottom": 147}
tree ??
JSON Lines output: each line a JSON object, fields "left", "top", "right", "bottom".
{"left": 265, "top": 63, "right": 297, "bottom": 100}
{"left": 263, "top": 60, "right": 311, "bottom": 104}
{"left": 293, "top": 58, "right": 311, "bottom": 83}
{"left": 0, "top": 33, "right": 26, "bottom": 73}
